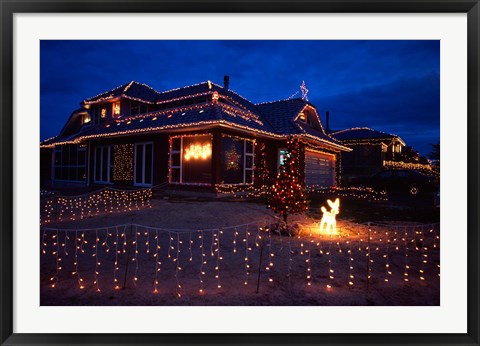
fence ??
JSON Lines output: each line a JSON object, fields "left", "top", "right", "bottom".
{"left": 40, "top": 219, "right": 440, "bottom": 298}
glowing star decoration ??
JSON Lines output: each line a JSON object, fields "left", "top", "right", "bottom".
{"left": 212, "top": 91, "right": 219, "bottom": 103}
{"left": 319, "top": 198, "right": 340, "bottom": 234}
{"left": 300, "top": 81, "right": 309, "bottom": 101}
{"left": 184, "top": 143, "right": 212, "bottom": 161}
{"left": 225, "top": 145, "right": 241, "bottom": 171}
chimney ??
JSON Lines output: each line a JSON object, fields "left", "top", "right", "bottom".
{"left": 325, "top": 111, "right": 330, "bottom": 133}
{"left": 224, "top": 75, "right": 230, "bottom": 91}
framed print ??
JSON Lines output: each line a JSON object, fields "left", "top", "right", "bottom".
{"left": 1, "top": 1, "right": 479, "bottom": 345}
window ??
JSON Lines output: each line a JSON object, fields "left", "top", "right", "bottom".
{"left": 94, "top": 145, "right": 113, "bottom": 183}
{"left": 134, "top": 142, "right": 154, "bottom": 186}
{"left": 244, "top": 140, "right": 254, "bottom": 184}
{"left": 112, "top": 102, "right": 121, "bottom": 117}
{"left": 53, "top": 144, "right": 87, "bottom": 182}
{"left": 169, "top": 135, "right": 212, "bottom": 185}
{"left": 92, "top": 107, "right": 107, "bottom": 124}
{"left": 278, "top": 148, "right": 287, "bottom": 169}
{"left": 131, "top": 103, "right": 139, "bottom": 115}
{"left": 130, "top": 103, "right": 149, "bottom": 116}
{"left": 93, "top": 108, "right": 100, "bottom": 124}
{"left": 221, "top": 136, "right": 255, "bottom": 184}
{"left": 83, "top": 114, "right": 91, "bottom": 124}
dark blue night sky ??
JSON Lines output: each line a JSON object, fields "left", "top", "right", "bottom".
{"left": 40, "top": 40, "right": 439, "bottom": 156}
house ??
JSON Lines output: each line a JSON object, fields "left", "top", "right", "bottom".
{"left": 40, "top": 77, "right": 350, "bottom": 194}
{"left": 330, "top": 127, "right": 411, "bottom": 183}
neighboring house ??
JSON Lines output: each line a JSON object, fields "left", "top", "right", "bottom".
{"left": 330, "top": 127, "right": 406, "bottom": 182}
{"left": 40, "top": 77, "right": 350, "bottom": 193}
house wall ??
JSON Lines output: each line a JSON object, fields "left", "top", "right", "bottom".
{"left": 46, "top": 130, "right": 340, "bottom": 192}
{"left": 40, "top": 147, "right": 53, "bottom": 187}
{"left": 86, "top": 133, "right": 169, "bottom": 187}
{"left": 216, "top": 128, "right": 284, "bottom": 188}
{"left": 340, "top": 143, "right": 383, "bottom": 183}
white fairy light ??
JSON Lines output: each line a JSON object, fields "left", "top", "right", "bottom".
{"left": 73, "top": 231, "right": 84, "bottom": 290}
{"left": 93, "top": 229, "right": 101, "bottom": 292}
{"left": 175, "top": 233, "right": 182, "bottom": 297}
{"left": 244, "top": 225, "right": 250, "bottom": 285}
{"left": 198, "top": 230, "right": 205, "bottom": 293}
{"left": 189, "top": 232, "right": 193, "bottom": 262}
{"left": 215, "top": 229, "right": 221, "bottom": 289}
{"left": 114, "top": 227, "right": 120, "bottom": 290}
{"left": 133, "top": 226, "right": 139, "bottom": 286}
{"left": 153, "top": 230, "right": 161, "bottom": 294}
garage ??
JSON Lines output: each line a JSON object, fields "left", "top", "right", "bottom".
{"left": 305, "top": 150, "right": 336, "bottom": 187}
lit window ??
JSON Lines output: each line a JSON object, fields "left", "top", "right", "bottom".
{"left": 221, "top": 136, "right": 255, "bottom": 184}
{"left": 169, "top": 135, "right": 213, "bottom": 184}
{"left": 278, "top": 149, "right": 287, "bottom": 168}
{"left": 83, "top": 114, "right": 91, "bottom": 124}
{"left": 101, "top": 108, "right": 107, "bottom": 118}
{"left": 113, "top": 102, "right": 121, "bottom": 116}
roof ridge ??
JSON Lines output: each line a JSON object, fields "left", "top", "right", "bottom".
{"left": 83, "top": 81, "right": 132, "bottom": 103}
{"left": 331, "top": 127, "right": 398, "bottom": 138}
{"left": 156, "top": 81, "right": 211, "bottom": 95}
{"left": 255, "top": 98, "right": 304, "bottom": 106}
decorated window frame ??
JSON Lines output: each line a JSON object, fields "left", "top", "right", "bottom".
{"left": 221, "top": 134, "right": 255, "bottom": 185}
{"left": 168, "top": 133, "right": 213, "bottom": 186}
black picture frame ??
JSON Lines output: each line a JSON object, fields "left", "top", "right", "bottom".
{"left": 1, "top": 1, "right": 479, "bottom": 345}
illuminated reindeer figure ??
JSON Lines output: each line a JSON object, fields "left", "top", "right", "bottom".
{"left": 319, "top": 198, "right": 340, "bottom": 234}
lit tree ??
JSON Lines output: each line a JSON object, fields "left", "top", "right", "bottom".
{"left": 255, "top": 142, "right": 271, "bottom": 191}
{"left": 268, "top": 136, "right": 309, "bottom": 223}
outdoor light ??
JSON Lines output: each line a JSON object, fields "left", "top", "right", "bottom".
{"left": 212, "top": 91, "right": 219, "bottom": 102}
{"left": 113, "top": 102, "right": 121, "bottom": 116}
{"left": 319, "top": 198, "right": 340, "bottom": 234}
{"left": 184, "top": 143, "right": 212, "bottom": 161}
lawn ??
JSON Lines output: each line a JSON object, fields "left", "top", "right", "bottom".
{"left": 40, "top": 197, "right": 440, "bottom": 306}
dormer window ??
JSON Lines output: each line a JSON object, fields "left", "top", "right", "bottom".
{"left": 83, "top": 114, "right": 91, "bottom": 124}
{"left": 130, "top": 102, "right": 148, "bottom": 116}
{"left": 113, "top": 102, "right": 121, "bottom": 117}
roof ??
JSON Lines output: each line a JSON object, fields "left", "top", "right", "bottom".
{"left": 42, "top": 103, "right": 276, "bottom": 146}
{"left": 256, "top": 99, "right": 343, "bottom": 145}
{"left": 156, "top": 81, "right": 258, "bottom": 114}
{"left": 331, "top": 127, "right": 405, "bottom": 145}
{"left": 83, "top": 81, "right": 160, "bottom": 104}
{"left": 42, "top": 80, "right": 349, "bottom": 152}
